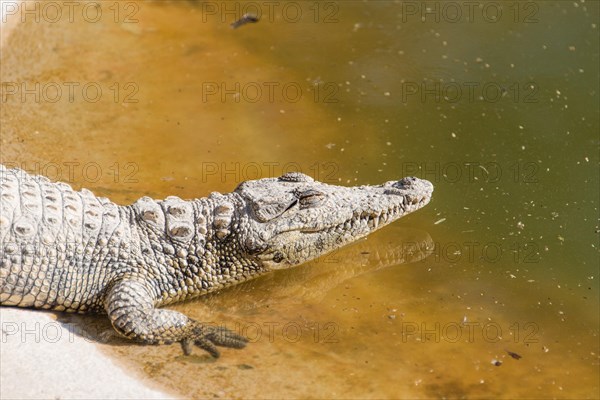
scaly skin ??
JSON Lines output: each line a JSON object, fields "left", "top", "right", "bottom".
{"left": 0, "top": 165, "right": 433, "bottom": 357}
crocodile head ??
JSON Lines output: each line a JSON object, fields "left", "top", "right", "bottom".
{"left": 234, "top": 172, "right": 433, "bottom": 270}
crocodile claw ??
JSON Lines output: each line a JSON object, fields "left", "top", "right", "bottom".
{"left": 181, "top": 323, "right": 248, "bottom": 358}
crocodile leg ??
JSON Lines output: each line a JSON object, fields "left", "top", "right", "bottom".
{"left": 104, "top": 278, "right": 247, "bottom": 357}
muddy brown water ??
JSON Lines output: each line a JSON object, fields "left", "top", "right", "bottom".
{"left": 1, "top": 1, "right": 598, "bottom": 398}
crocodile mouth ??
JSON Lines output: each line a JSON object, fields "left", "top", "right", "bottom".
{"left": 299, "top": 195, "right": 428, "bottom": 234}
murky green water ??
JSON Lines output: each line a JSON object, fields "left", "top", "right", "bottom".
{"left": 1, "top": 0, "right": 598, "bottom": 398}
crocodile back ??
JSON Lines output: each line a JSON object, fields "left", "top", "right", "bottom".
{"left": 0, "top": 165, "right": 130, "bottom": 312}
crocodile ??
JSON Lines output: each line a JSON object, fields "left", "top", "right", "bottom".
{"left": 0, "top": 165, "right": 433, "bottom": 357}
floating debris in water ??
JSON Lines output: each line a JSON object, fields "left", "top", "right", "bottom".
{"left": 434, "top": 218, "right": 446, "bottom": 225}
{"left": 542, "top": 346, "right": 550, "bottom": 353}
{"left": 506, "top": 350, "right": 522, "bottom": 360}
{"left": 491, "top": 359, "right": 502, "bottom": 367}
{"left": 231, "top": 14, "right": 259, "bottom": 29}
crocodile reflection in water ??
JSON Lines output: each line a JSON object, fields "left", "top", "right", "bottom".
{"left": 197, "top": 227, "right": 434, "bottom": 312}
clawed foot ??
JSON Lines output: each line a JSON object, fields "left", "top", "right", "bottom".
{"left": 181, "top": 322, "right": 248, "bottom": 358}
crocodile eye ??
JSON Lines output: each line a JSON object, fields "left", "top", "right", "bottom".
{"left": 298, "top": 189, "right": 324, "bottom": 208}
{"left": 278, "top": 172, "right": 314, "bottom": 183}
{"left": 254, "top": 201, "right": 296, "bottom": 222}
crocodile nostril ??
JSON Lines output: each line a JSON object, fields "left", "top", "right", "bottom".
{"left": 400, "top": 177, "right": 417, "bottom": 186}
